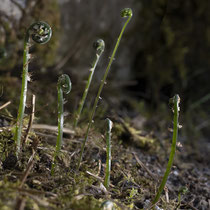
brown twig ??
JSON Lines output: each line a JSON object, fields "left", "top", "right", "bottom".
{"left": 32, "top": 124, "right": 75, "bottom": 135}
{"left": 19, "top": 150, "right": 35, "bottom": 188}
{"left": 0, "top": 101, "right": 11, "bottom": 110}
{"left": 164, "top": 186, "right": 169, "bottom": 203}
{"left": 133, "top": 152, "right": 157, "bottom": 181}
{"left": 86, "top": 170, "right": 104, "bottom": 182}
{"left": 86, "top": 171, "right": 115, "bottom": 188}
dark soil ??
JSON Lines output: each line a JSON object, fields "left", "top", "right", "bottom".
{"left": 0, "top": 112, "right": 209, "bottom": 210}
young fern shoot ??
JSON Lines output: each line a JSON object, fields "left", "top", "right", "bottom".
{"left": 104, "top": 118, "right": 113, "bottom": 189}
{"left": 51, "top": 74, "right": 72, "bottom": 175}
{"left": 14, "top": 21, "right": 52, "bottom": 156}
{"left": 77, "top": 8, "right": 133, "bottom": 170}
{"left": 74, "top": 39, "right": 105, "bottom": 128}
{"left": 152, "top": 94, "right": 180, "bottom": 205}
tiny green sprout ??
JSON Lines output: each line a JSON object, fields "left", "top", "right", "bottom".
{"left": 14, "top": 21, "right": 52, "bottom": 156}
{"left": 73, "top": 39, "right": 105, "bottom": 128}
{"left": 152, "top": 94, "right": 181, "bottom": 205}
{"left": 176, "top": 186, "right": 188, "bottom": 209}
{"left": 51, "top": 74, "right": 72, "bottom": 175}
{"left": 77, "top": 8, "right": 133, "bottom": 170}
{"left": 104, "top": 118, "right": 113, "bottom": 189}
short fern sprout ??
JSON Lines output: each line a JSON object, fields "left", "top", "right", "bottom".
{"left": 58, "top": 74, "right": 72, "bottom": 95}
{"left": 152, "top": 94, "right": 181, "bottom": 205}
{"left": 14, "top": 21, "right": 52, "bottom": 156}
{"left": 51, "top": 74, "right": 72, "bottom": 175}
{"left": 56, "top": 74, "right": 71, "bottom": 152}
{"left": 104, "top": 118, "right": 113, "bottom": 189}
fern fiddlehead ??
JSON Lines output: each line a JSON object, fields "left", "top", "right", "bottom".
{"left": 56, "top": 74, "right": 72, "bottom": 152}
{"left": 51, "top": 74, "right": 72, "bottom": 175}
{"left": 74, "top": 39, "right": 105, "bottom": 128}
{"left": 77, "top": 8, "right": 133, "bottom": 170}
{"left": 152, "top": 94, "right": 180, "bottom": 205}
{"left": 14, "top": 21, "right": 52, "bottom": 156}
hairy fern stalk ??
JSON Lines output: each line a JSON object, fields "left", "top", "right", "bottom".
{"left": 14, "top": 21, "right": 52, "bottom": 156}
{"left": 152, "top": 94, "right": 181, "bottom": 205}
{"left": 74, "top": 39, "right": 105, "bottom": 128}
{"left": 77, "top": 8, "right": 133, "bottom": 170}
{"left": 51, "top": 74, "right": 72, "bottom": 175}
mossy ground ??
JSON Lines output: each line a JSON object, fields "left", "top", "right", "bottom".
{"left": 0, "top": 108, "right": 209, "bottom": 210}
{"left": 0, "top": 73, "right": 209, "bottom": 210}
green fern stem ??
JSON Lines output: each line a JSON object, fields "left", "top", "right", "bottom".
{"left": 152, "top": 94, "right": 180, "bottom": 205}
{"left": 14, "top": 21, "right": 52, "bottom": 156}
{"left": 14, "top": 36, "right": 29, "bottom": 156}
{"left": 51, "top": 74, "right": 72, "bottom": 175}
{"left": 77, "top": 8, "right": 133, "bottom": 170}
{"left": 74, "top": 39, "right": 105, "bottom": 128}
{"left": 104, "top": 118, "right": 113, "bottom": 189}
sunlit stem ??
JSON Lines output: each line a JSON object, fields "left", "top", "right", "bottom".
{"left": 14, "top": 21, "right": 52, "bottom": 157}
{"left": 51, "top": 74, "right": 71, "bottom": 175}
{"left": 14, "top": 34, "right": 30, "bottom": 156}
{"left": 77, "top": 8, "right": 132, "bottom": 170}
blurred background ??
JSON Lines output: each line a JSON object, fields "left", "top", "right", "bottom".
{"left": 0, "top": 0, "right": 209, "bottom": 146}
